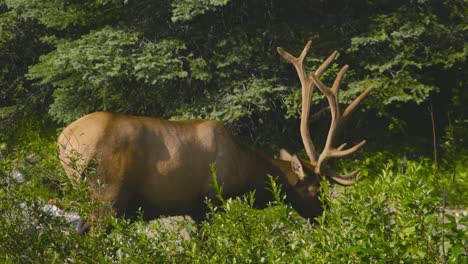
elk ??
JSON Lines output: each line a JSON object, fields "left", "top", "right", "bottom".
{"left": 58, "top": 41, "right": 372, "bottom": 233}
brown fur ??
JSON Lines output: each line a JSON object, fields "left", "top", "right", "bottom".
{"left": 58, "top": 112, "right": 326, "bottom": 229}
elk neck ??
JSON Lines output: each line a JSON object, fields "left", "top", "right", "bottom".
{"left": 234, "top": 143, "right": 298, "bottom": 207}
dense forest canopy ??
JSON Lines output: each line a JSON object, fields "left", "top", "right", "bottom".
{"left": 0, "top": 0, "right": 466, "bottom": 154}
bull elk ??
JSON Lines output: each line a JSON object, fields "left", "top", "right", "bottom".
{"left": 58, "top": 41, "right": 372, "bottom": 233}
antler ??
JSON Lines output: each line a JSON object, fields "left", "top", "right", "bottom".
{"left": 278, "top": 41, "right": 373, "bottom": 184}
{"left": 309, "top": 62, "right": 373, "bottom": 179}
{"left": 277, "top": 41, "right": 336, "bottom": 164}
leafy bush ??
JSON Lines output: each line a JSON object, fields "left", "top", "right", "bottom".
{"left": 189, "top": 159, "right": 467, "bottom": 263}
{"left": 1, "top": 148, "right": 466, "bottom": 263}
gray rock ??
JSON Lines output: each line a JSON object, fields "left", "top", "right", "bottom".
{"left": 43, "top": 204, "right": 83, "bottom": 231}
{"left": 10, "top": 168, "right": 25, "bottom": 183}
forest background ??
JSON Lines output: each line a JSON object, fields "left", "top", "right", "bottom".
{"left": 0, "top": 0, "right": 466, "bottom": 263}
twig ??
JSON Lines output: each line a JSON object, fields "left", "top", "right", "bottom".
{"left": 430, "top": 103, "right": 446, "bottom": 264}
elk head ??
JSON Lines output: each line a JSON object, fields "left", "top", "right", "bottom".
{"left": 276, "top": 41, "right": 373, "bottom": 214}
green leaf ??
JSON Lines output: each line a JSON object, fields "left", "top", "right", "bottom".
{"left": 171, "top": 0, "right": 230, "bottom": 22}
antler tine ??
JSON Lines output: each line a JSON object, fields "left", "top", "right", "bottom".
{"left": 337, "top": 143, "right": 347, "bottom": 151}
{"left": 277, "top": 41, "right": 311, "bottom": 66}
{"left": 327, "top": 168, "right": 360, "bottom": 185}
{"left": 336, "top": 169, "right": 360, "bottom": 179}
{"left": 342, "top": 85, "right": 373, "bottom": 121}
{"left": 279, "top": 41, "right": 372, "bottom": 183}
{"left": 277, "top": 41, "right": 313, "bottom": 94}
{"left": 308, "top": 58, "right": 371, "bottom": 176}
{"left": 331, "top": 65, "right": 349, "bottom": 97}
{"left": 329, "top": 140, "right": 366, "bottom": 158}
{"left": 316, "top": 51, "right": 337, "bottom": 77}
{"left": 330, "top": 177, "right": 355, "bottom": 186}
{"left": 277, "top": 41, "right": 335, "bottom": 163}
{"left": 278, "top": 41, "right": 316, "bottom": 162}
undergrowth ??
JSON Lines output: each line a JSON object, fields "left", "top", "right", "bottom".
{"left": 0, "top": 142, "right": 466, "bottom": 263}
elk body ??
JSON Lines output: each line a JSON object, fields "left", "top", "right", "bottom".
{"left": 58, "top": 41, "right": 372, "bottom": 233}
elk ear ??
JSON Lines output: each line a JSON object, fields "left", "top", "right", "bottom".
{"left": 288, "top": 155, "right": 306, "bottom": 186}
{"left": 279, "top": 149, "right": 293, "bottom": 161}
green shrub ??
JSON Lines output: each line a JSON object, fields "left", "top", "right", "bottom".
{"left": 187, "top": 160, "right": 466, "bottom": 263}
{"left": 0, "top": 149, "right": 466, "bottom": 263}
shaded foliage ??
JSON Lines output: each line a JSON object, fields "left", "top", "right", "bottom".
{"left": 0, "top": 147, "right": 466, "bottom": 262}
{"left": 0, "top": 0, "right": 465, "bottom": 153}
